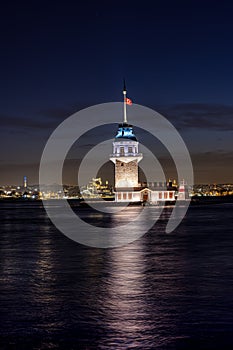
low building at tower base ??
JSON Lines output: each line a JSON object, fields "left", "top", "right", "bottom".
{"left": 115, "top": 186, "right": 176, "bottom": 204}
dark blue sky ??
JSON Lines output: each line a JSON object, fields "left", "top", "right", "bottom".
{"left": 1, "top": 0, "right": 233, "bottom": 184}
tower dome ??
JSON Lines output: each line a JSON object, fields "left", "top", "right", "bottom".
{"left": 115, "top": 123, "right": 137, "bottom": 141}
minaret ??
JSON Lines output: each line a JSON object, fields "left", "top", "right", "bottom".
{"left": 110, "top": 82, "right": 143, "bottom": 189}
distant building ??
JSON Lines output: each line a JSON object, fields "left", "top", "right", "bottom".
{"left": 23, "top": 176, "right": 27, "bottom": 188}
{"left": 81, "top": 177, "right": 113, "bottom": 199}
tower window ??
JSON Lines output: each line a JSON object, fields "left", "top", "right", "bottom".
{"left": 120, "top": 147, "right": 124, "bottom": 155}
{"left": 128, "top": 146, "right": 133, "bottom": 153}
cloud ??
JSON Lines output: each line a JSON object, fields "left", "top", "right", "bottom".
{"left": 0, "top": 103, "right": 91, "bottom": 132}
{"left": 38, "top": 103, "right": 89, "bottom": 120}
{"left": 2, "top": 102, "right": 233, "bottom": 132}
{"left": 189, "top": 150, "right": 233, "bottom": 183}
{"left": 0, "top": 114, "right": 58, "bottom": 130}
{"left": 191, "top": 149, "right": 233, "bottom": 167}
{"left": 158, "top": 103, "right": 233, "bottom": 131}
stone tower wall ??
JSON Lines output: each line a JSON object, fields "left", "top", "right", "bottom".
{"left": 115, "top": 159, "right": 138, "bottom": 188}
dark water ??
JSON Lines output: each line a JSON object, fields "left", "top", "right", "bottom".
{"left": 0, "top": 201, "right": 233, "bottom": 349}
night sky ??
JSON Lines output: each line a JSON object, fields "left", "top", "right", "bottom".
{"left": 1, "top": 0, "right": 233, "bottom": 185}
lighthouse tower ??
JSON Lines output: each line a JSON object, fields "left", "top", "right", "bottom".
{"left": 110, "top": 83, "right": 143, "bottom": 200}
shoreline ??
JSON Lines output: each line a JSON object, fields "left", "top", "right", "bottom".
{"left": 1, "top": 195, "right": 233, "bottom": 206}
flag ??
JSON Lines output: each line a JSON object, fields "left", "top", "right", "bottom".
{"left": 125, "top": 97, "right": 132, "bottom": 105}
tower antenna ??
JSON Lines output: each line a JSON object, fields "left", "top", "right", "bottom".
{"left": 123, "top": 79, "right": 127, "bottom": 124}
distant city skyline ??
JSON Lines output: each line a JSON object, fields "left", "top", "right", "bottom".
{"left": 1, "top": 1, "right": 233, "bottom": 184}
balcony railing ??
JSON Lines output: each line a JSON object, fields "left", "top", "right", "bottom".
{"left": 109, "top": 153, "right": 143, "bottom": 157}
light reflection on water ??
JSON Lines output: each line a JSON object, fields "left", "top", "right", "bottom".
{"left": 0, "top": 201, "right": 233, "bottom": 349}
{"left": 103, "top": 242, "right": 148, "bottom": 337}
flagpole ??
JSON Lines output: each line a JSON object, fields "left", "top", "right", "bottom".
{"left": 123, "top": 79, "right": 127, "bottom": 123}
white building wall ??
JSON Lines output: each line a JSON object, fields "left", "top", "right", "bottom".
{"left": 115, "top": 190, "right": 175, "bottom": 203}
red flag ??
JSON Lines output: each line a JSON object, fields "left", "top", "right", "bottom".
{"left": 125, "top": 97, "right": 132, "bottom": 105}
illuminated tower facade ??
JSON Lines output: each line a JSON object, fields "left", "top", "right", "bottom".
{"left": 110, "top": 83, "right": 142, "bottom": 191}
{"left": 109, "top": 83, "right": 176, "bottom": 203}
{"left": 23, "top": 176, "right": 27, "bottom": 188}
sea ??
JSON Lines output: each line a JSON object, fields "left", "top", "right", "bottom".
{"left": 0, "top": 200, "right": 233, "bottom": 350}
